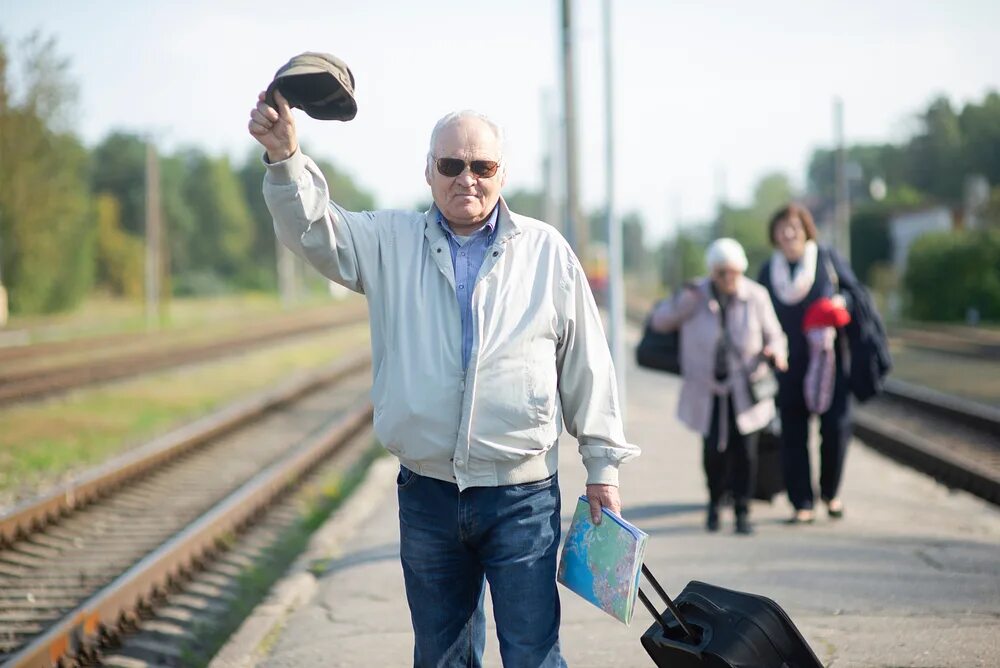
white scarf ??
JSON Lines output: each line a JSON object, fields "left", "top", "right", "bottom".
{"left": 769, "top": 240, "right": 818, "bottom": 305}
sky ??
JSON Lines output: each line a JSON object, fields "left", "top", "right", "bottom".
{"left": 3, "top": 0, "right": 999, "bottom": 242}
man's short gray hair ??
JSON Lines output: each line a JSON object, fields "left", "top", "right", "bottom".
{"left": 427, "top": 110, "right": 505, "bottom": 170}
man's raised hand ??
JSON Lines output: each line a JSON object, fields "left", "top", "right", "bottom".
{"left": 248, "top": 89, "right": 298, "bottom": 163}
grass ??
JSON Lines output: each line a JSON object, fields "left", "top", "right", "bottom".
{"left": 3, "top": 292, "right": 354, "bottom": 345}
{"left": 887, "top": 343, "right": 1000, "bottom": 404}
{"left": 178, "top": 442, "right": 387, "bottom": 667}
{"left": 0, "top": 324, "right": 370, "bottom": 505}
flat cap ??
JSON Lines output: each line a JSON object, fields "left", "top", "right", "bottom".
{"left": 265, "top": 52, "right": 357, "bottom": 121}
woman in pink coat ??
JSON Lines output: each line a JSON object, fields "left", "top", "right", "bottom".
{"left": 651, "top": 238, "right": 787, "bottom": 534}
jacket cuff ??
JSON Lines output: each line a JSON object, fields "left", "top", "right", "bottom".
{"left": 263, "top": 149, "right": 307, "bottom": 185}
{"left": 583, "top": 458, "right": 620, "bottom": 487}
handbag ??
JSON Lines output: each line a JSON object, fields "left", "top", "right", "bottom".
{"left": 636, "top": 306, "right": 681, "bottom": 375}
{"left": 715, "top": 291, "right": 778, "bottom": 404}
{"left": 747, "top": 363, "right": 779, "bottom": 403}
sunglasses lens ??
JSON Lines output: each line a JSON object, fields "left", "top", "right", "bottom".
{"left": 470, "top": 161, "right": 499, "bottom": 178}
{"left": 436, "top": 158, "right": 465, "bottom": 177}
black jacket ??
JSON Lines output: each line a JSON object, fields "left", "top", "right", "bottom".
{"left": 758, "top": 246, "right": 890, "bottom": 403}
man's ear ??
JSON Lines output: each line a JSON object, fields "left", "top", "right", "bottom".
{"left": 425, "top": 161, "right": 433, "bottom": 186}
{"left": 501, "top": 164, "right": 508, "bottom": 188}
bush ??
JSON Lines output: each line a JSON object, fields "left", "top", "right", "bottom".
{"left": 904, "top": 230, "right": 1000, "bottom": 321}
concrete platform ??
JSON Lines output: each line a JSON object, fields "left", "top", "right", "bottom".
{"left": 213, "top": 356, "right": 1000, "bottom": 667}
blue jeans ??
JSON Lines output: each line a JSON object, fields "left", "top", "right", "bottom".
{"left": 397, "top": 467, "right": 567, "bottom": 668}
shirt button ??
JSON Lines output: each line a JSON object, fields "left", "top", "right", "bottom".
{"left": 458, "top": 284, "right": 464, "bottom": 289}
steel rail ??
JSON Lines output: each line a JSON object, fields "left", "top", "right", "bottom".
{"left": 854, "top": 409, "right": 999, "bottom": 505}
{"left": 0, "top": 307, "right": 367, "bottom": 406}
{"left": 0, "top": 304, "right": 364, "bottom": 364}
{"left": 3, "top": 402, "right": 374, "bottom": 668}
{"left": 883, "top": 378, "right": 1000, "bottom": 438}
{"left": 0, "top": 352, "right": 371, "bottom": 546}
{"left": 624, "top": 309, "right": 999, "bottom": 504}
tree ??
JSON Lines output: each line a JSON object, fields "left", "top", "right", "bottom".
{"left": 959, "top": 92, "right": 1000, "bottom": 187}
{"left": 94, "top": 193, "right": 143, "bottom": 297}
{"left": 237, "top": 149, "right": 277, "bottom": 290}
{"left": 312, "top": 152, "right": 377, "bottom": 212}
{"left": 503, "top": 189, "right": 545, "bottom": 221}
{"left": 91, "top": 132, "right": 147, "bottom": 235}
{"left": 712, "top": 172, "right": 793, "bottom": 275}
{"left": 849, "top": 204, "right": 893, "bottom": 285}
{"left": 0, "top": 34, "right": 94, "bottom": 314}
{"left": 904, "top": 96, "right": 964, "bottom": 201}
{"left": 656, "top": 227, "right": 707, "bottom": 290}
{"left": 179, "top": 151, "right": 255, "bottom": 291}
{"left": 234, "top": 147, "right": 378, "bottom": 294}
{"left": 807, "top": 144, "right": 907, "bottom": 205}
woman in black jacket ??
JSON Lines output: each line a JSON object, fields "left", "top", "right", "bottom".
{"left": 758, "top": 204, "right": 859, "bottom": 524}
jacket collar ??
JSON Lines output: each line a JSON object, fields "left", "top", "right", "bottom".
{"left": 700, "top": 274, "right": 751, "bottom": 311}
{"left": 424, "top": 195, "right": 520, "bottom": 247}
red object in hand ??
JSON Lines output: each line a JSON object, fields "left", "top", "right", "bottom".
{"left": 802, "top": 297, "right": 851, "bottom": 331}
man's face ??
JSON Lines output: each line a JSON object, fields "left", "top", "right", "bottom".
{"left": 425, "top": 117, "right": 506, "bottom": 232}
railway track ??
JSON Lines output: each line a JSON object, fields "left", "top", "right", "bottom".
{"left": 625, "top": 302, "right": 999, "bottom": 504}
{"left": 854, "top": 379, "right": 1000, "bottom": 505}
{"left": 0, "top": 352, "right": 373, "bottom": 667}
{"left": 0, "top": 305, "right": 367, "bottom": 407}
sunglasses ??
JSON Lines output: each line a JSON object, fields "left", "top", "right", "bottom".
{"left": 435, "top": 157, "right": 500, "bottom": 178}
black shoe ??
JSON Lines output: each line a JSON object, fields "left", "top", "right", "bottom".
{"left": 785, "top": 509, "right": 816, "bottom": 525}
{"left": 706, "top": 507, "right": 720, "bottom": 532}
{"left": 735, "top": 514, "right": 753, "bottom": 535}
{"left": 826, "top": 499, "right": 844, "bottom": 519}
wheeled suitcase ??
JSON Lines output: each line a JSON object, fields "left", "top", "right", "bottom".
{"left": 753, "top": 421, "right": 785, "bottom": 503}
{"left": 638, "top": 565, "right": 822, "bottom": 668}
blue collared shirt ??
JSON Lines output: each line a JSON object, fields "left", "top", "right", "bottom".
{"left": 439, "top": 206, "right": 500, "bottom": 370}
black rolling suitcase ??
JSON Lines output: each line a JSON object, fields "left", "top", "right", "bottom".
{"left": 753, "top": 421, "right": 785, "bottom": 503}
{"left": 638, "top": 565, "right": 822, "bottom": 668}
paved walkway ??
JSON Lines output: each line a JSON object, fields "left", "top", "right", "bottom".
{"left": 217, "top": 352, "right": 1000, "bottom": 667}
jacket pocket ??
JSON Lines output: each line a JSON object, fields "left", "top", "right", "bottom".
{"left": 526, "top": 355, "right": 558, "bottom": 425}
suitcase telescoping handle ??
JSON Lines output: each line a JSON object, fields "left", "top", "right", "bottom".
{"left": 638, "top": 564, "right": 698, "bottom": 642}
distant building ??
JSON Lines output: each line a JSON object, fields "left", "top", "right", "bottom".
{"left": 889, "top": 206, "right": 953, "bottom": 274}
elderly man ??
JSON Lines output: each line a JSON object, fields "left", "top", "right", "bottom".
{"left": 248, "top": 90, "right": 638, "bottom": 667}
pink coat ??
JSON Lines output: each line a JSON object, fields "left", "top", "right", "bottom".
{"left": 651, "top": 277, "right": 787, "bottom": 437}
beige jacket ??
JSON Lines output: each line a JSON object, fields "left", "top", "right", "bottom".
{"left": 651, "top": 277, "right": 787, "bottom": 437}
{"left": 264, "top": 151, "right": 639, "bottom": 489}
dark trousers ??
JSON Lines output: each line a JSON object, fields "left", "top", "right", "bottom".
{"left": 779, "top": 370, "right": 852, "bottom": 510}
{"left": 703, "top": 396, "right": 759, "bottom": 515}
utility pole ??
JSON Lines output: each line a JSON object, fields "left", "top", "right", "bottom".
{"left": 833, "top": 97, "right": 851, "bottom": 262}
{"left": 0, "top": 223, "right": 7, "bottom": 328}
{"left": 144, "top": 140, "right": 162, "bottom": 330}
{"left": 541, "top": 90, "right": 562, "bottom": 236}
{"left": 560, "top": 0, "right": 585, "bottom": 259}
{"left": 603, "top": 0, "right": 625, "bottom": 413}
{"left": 0, "top": 101, "right": 7, "bottom": 327}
